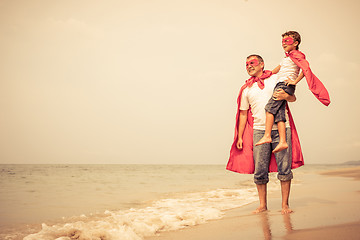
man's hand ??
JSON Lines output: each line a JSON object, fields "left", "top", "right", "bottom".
{"left": 236, "top": 138, "right": 243, "bottom": 150}
{"left": 272, "top": 89, "right": 296, "bottom": 102}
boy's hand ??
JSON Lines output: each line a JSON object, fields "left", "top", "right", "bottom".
{"left": 236, "top": 138, "right": 243, "bottom": 150}
{"left": 285, "top": 77, "right": 297, "bottom": 86}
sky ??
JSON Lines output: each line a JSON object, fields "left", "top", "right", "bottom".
{"left": 1, "top": 0, "right": 359, "bottom": 165}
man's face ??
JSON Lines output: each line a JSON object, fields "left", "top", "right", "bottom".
{"left": 246, "top": 56, "right": 264, "bottom": 77}
{"left": 282, "top": 35, "right": 298, "bottom": 52}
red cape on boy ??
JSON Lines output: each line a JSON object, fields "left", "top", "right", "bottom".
{"left": 226, "top": 71, "right": 304, "bottom": 174}
{"left": 288, "top": 50, "right": 331, "bottom": 106}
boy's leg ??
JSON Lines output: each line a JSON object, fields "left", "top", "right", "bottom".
{"left": 272, "top": 128, "right": 293, "bottom": 214}
{"left": 271, "top": 96, "right": 288, "bottom": 152}
{"left": 255, "top": 112, "right": 274, "bottom": 146}
{"left": 273, "top": 121, "right": 288, "bottom": 153}
{"left": 253, "top": 130, "right": 272, "bottom": 213}
{"left": 256, "top": 82, "right": 287, "bottom": 146}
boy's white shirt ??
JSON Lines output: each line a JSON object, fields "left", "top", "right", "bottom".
{"left": 277, "top": 56, "right": 300, "bottom": 82}
{"left": 240, "top": 74, "right": 290, "bottom": 130}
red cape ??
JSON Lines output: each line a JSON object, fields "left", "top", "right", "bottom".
{"left": 288, "top": 50, "right": 331, "bottom": 106}
{"left": 226, "top": 74, "right": 304, "bottom": 174}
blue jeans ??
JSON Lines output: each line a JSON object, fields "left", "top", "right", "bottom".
{"left": 253, "top": 128, "right": 293, "bottom": 185}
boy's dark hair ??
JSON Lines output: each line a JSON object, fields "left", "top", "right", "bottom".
{"left": 246, "top": 54, "right": 264, "bottom": 63}
{"left": 282, "top": 31, "right": 301, "bottom": 50}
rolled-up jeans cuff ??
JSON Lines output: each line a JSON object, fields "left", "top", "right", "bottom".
{"left": 254, "top": 178, "right": 269, "bottom": 185}
{"left": 277, "top": 171, "right": 293, "bottom": 182}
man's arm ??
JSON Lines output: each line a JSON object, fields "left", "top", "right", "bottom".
{"left": 286, "top": 94, "right": 296, "bottom": 102}
{"left": 273, "top": 89, "right": 296, "bottom": 102}
{"left": 236, "top": 110, "right": 248, "bottom": 150}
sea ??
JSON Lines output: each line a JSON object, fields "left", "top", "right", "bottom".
{"left": 0, "top": 164, "right": 345, "bottom": 240}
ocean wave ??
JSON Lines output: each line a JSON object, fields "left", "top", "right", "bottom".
{"left": 24, "top": 188, "right": 258, "bottom": 240}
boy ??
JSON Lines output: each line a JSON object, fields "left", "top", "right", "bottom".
{"left": 255, "top": 31, "right": 331, "bottom": 153}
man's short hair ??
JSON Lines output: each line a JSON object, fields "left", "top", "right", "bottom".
{"left": 282, "top": 31, "right": 301, "bottom": 50}
{"left": 246, "top": 54, "right": 264, "bottom": 63}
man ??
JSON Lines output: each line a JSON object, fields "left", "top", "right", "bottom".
{"left": 226, "top": 54, "right": 304, "bottom": 214}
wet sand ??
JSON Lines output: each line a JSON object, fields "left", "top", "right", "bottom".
{"left": 146, "top": 166, "right": 360, "bottom": 240}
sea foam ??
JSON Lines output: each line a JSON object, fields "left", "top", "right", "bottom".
{"left": 24, "top": 188, "right": 258, "bottom": 240}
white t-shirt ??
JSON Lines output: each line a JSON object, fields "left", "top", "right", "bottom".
{"left": 277, "top": 56, "right": 300, "bottom": 82}
{"left": 240, "top": 74, "right": 290, "bottom": 130}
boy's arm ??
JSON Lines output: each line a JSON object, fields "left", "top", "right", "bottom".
{"left": 272, "top": 65, "right": 281, "bottom": 74}
{"left": 236, "top": 110, "right": 248, "bottom": 150}
{"left": 285, "top": 71, "right": 304, "bottom": 86}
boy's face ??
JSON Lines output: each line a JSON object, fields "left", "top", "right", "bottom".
{"left": 282, "top": 35, "right": 298, "bottom": 53}
{"left": 246, "top": 56, "right": 264, "bottom": 77}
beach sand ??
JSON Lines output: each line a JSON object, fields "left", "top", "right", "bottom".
{"left": 146, "top": 166, "right": 360, "bottom": 240}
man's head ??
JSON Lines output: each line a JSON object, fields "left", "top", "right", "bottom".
{"left": 282, "top": 31, "right": 301, "bottom": 52}
{"left": 246, "top": 54, "right": 264, "bottom": 77}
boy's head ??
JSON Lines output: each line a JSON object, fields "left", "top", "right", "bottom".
{"left": 246, "top": 54, "right": 264, "bottom": 77}
{"left": 282, "top": 31, "right": 301, "bottom": 52}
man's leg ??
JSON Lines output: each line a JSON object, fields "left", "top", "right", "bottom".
{"left": 253, "top": 130, "right": 272, "bottom": 213}
{"left": 272, "top": 128, "right": 294, "bottom": 214}
{"left": 280, "top": 180, "right": 293, "bottom": 214}
{"left": 255, "top": 183, "right": 267, "bottom": 213}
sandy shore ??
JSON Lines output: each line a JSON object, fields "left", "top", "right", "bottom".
{"left": 146, "top": 166, "right": 360, "bottom": 240}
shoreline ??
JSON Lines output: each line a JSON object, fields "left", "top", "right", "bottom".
{"left": 2, "top": 165, "right": 359, "bottom": 239}
{"left": 146, "top": 166, "right": 360, "bottom": 240}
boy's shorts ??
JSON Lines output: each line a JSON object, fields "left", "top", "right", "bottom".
{"left": 253, "top": 128, "right": 293, "bottom": 185}
{"left": 265, "top": 82, "right": 296, "bottom": 123}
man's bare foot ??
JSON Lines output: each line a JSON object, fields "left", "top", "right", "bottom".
{"left": 253, "top": 206, "right": 268, "bottom": 214}
{"left": 255, "top": 136, "right": 272, "bottom": 146}
{"left": 272, "top": 142, "right": 288, "bottom": 153}
{"left": 281, "top": 205, "right": 293, "bottom": 214}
